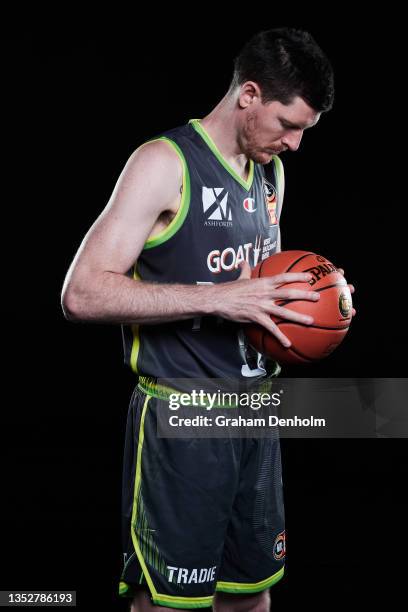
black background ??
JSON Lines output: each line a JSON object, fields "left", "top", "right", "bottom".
{"left": 3, "top": 12, "right": 407, "bottom": 609}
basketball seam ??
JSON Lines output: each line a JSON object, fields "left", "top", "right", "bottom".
{"left": 285, "top": 252, "right": 316, "bottom": 272}
{"left": 283, "top": 344, "right": 313, "bottom": 362}
{"left": 261, "top": 326, "right": 313, "bottom": 363}
{"left": 275, "top": 321, "right": 350, "bottom": 330}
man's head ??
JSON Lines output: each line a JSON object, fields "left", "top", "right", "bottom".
{"left": 228, "top": 28, "right": 334, "bottom": 163}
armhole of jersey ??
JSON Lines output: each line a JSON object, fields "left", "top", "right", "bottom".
{"left": 142, "top": 136, "right": 191, "bottom": 250}
{"left": 272, "top": 155, "right": 285, "bottom": 221}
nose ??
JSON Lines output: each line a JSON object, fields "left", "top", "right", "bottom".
{"left": 282, "top": 130, "right": 303, "bottom": 152}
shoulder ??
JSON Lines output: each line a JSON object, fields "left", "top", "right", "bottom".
{"left": 126, "top": 138, "right": 183, "bottom": 184}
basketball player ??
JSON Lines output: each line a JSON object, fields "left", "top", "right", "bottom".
{"left": 61, "top": 28, "right": 355, "bottom": 611}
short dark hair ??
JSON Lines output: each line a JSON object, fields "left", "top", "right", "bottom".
{"left": 230, "top": 27, "right": 334, "bottom": 112}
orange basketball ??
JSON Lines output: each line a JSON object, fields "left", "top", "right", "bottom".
{"left": 244, "top": 250, "right": 353, "bottom": 365}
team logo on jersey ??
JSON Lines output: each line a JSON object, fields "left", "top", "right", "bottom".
{"left": 243, "top": 197, "right": 257, "bottom": 213}
{"left": 339, "top": 290, "right": 352, "bottom": 318}
{"left": 202, "top": 187, "right": 232, "bottom": 227}
{"left": 263, "top": 179, "right": 278, "bottom": 225}
{"left": 273, "top": 530, "right": 286, "bottom": 561}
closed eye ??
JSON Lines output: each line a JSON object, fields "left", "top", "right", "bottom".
{"left": 280, "top": 121, "right": 303, "bottom": 131}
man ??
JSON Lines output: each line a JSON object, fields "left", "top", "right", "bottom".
{"left": 62, "top": 28, "right": 347, "bottom": 611}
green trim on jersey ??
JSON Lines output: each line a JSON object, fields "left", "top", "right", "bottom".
{"left": 272, "top": 154, "right": 285, "bottom": 218}
{"left": 189, "top": 119, "right": 254, "bottom": 192}
{"left": 144, "top": 137, "right": 191, "bottom": 249}
{"left": 216, "top": 566, "right": 284, "bottom": 593}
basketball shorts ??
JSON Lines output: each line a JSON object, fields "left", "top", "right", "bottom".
{"left": 119, "top": 384, "right": 286, "bottom": 609}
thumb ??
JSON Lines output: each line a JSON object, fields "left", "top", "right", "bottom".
{"left": 238, "top": 260, "right": 252, "bottom": 280}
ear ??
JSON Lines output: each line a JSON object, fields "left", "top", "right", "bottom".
{"left": 238, "top": 81, "right": 263, "bottom": 108}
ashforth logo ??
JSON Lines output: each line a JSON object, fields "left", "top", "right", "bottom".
{"left": 243, "top": 197, "right": 257, "bottom": 213}
{"left": 167, "top": 565, "right": 217, "bottom": 584}
{"left": 202, "top": 187, "right": 232, "bottom": 227}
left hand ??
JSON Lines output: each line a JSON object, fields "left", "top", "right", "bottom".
{"left": 338, "top": 268, "right": 356, "bottom": 317}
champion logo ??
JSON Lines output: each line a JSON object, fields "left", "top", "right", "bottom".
{"left": 202, "top": 187, "right": 232, "bottom": 227}
{"left": 243, "top": 197, "right": 257, "bottom": 213}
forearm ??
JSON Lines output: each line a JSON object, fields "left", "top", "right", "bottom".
{"left": 62, "top": 270, "right": 215, "bottom": 324}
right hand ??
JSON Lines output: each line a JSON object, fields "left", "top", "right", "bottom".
{"left": 212, "top": 261, "right": 321, "bottom": 348}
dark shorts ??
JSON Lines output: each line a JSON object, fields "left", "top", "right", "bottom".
{"left": 119, "top": 384, "right": 286, "bottom": 609}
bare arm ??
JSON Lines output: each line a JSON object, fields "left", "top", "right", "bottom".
{"left": 61, "top": 143, "right": 319, "bottom": 346}
{"left": 61, "top": 140, "right": 214, "bottom": 324}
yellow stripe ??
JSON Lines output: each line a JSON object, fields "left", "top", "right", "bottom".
{"left": 216, "top": 566, "right": 285, "bottom": 592}
{"left": 130, "top": 395, "right": 158, "bottom": 597}
{"left": 153, "top": 593, "right": 214, "bottom": 604}
{"left": 129, "top": 395, "right": 214, "bottom": 607}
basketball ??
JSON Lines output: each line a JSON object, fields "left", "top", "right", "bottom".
{"left": 245, "top": 250, "right": 353, "bottom": 365}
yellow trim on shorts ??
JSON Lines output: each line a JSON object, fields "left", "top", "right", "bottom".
{"left": 128, "top": 395, "right": 214, "bottom": 609}
{"left": 216, "top": 566, "right": 285, "bottom": 593}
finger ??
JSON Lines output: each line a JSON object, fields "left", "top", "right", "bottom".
{"left": 270, "top": 289, "right": 320, "bottom": 301}
{"left": 256, "top": 314, "right": 292, "bottom": 347}
{"left": 348, "top": 284, "right": 355, "bottom": 294}
{"left": 352, "top": 308, "right": 356, "bottom": 317}
{"left": 268, "top": 272, "right": 313, "bottom": 287}
{"left": 238, "top": 261, "right": 252, "bottom": 280}
{"left": 269, "top": 305, "right": 314, "bottom": 326}
{"left": 338, "top": 268, "right": 344, "bottom": 276}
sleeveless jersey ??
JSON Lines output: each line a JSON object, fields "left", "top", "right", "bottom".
{"left": 121, "top": 118, "right": 284, "bottom": 380}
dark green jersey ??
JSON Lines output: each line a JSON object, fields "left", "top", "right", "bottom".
{"left": 121, "top": 118, "right": 284, "bottom": 380}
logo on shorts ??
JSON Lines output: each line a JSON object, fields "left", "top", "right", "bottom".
{"left": 167, "top": 565, "right": 217, "bottom": 584}
{"left": 273, "top": 530, "right": 286, "bottom": 561}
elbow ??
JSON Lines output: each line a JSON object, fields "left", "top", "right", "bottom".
{"left": 61, "top": 282, "right": 95, "bottom": 322}
{"left": 61, "top": 288, "right": 83, "bottom": 322}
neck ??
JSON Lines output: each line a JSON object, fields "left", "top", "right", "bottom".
{"left": 199, "top": 92, "right": 249, "bottom": 173}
